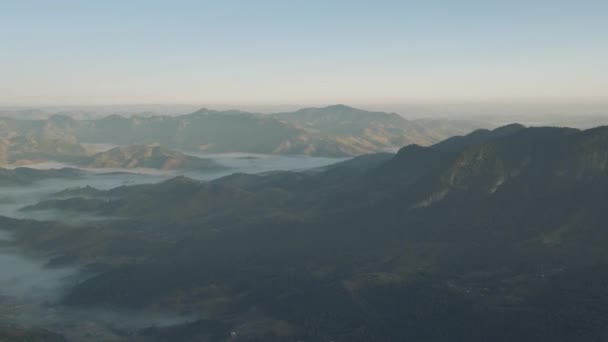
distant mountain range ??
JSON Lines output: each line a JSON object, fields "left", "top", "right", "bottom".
{"left": 0, "top": 105, "right": 482, "bottom": 157}
{"left": 85, "top": 144, "right": 225, "bottom": 170}
{"left": 0, "top": 134, "right": 223, "bottom": 171}
{"left": 11, "top": 123, "right": 608, "bottom": 341}
{"left": 0, "top": 167, "right": 85, "bottom": 186}
{"left": 0, "top": 135, "right": 87, "bottom": 165}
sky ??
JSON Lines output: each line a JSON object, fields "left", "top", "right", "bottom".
{"left": 1, "top": 0, "right": 607, "bottom": 106}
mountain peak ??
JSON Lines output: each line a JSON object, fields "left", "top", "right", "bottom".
{"left": 190, "top": 108, "right": 213, "bottom": 115}
{"left": 491, "top": 123, "right": 526, "bottom": 135}
{"left": 160, "top": 175, "right": 201, "bottom": 187}
{"left": 323, "top": 104, "right": 355, "bottom": 111}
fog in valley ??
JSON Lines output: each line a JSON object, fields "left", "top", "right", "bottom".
{"left": 2, "top": 2, "right": 607, "bottom": 341}
{"left": 0, "top": 152, "right": 345, "bottom": 339}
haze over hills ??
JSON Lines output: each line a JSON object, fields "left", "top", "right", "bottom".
{"left": 0, "top": 135, "right": 223, "bottom": 172}
{"left": 3, "top": 101, "right": 607, "bottom": 129}
{"left": 86, "top": 144, "right": 225, "bottom": 171}
{"left": 1, "top": 104, "right": 607, "bottom": 342}
{"left": 0, "top": 135, "right": 88, "bottom": 165}
{"left": 3, "top": 1, "right": 607, "bottom": 340}
{"left": 0, "top": 167, "right": 86, "bottom": 186}
{"left": 7, "top": 123, "right": 608, "bottom": 341}
{"left": 0, "top": 105, "right": 482, "bottom": 157}
{"left": 0, "top": 104, "right": 205, "bottom": 120}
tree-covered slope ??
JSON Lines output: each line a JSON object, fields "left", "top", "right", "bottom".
{"left": 7, "top": 124, "right": 608, "bottom": 341}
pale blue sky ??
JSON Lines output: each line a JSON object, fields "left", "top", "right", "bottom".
{"left": 1, "top": 1, "right": 607, "bottom": 106}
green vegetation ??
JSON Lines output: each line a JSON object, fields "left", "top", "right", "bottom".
{"left": 0, "top": 327, "right": 67, "bottom": 342}
{"left": 5, "top": 124, "right": 608, "bottom": 341}
{"left": 0, "top": 167, "right": 85, "bottom": 186}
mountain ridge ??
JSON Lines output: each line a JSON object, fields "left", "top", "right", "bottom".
{"left": 0, "top": 105, "right": 484, "bottom": 157}
{"left": 6, "top": 123, "right": 608, "bottom": 341}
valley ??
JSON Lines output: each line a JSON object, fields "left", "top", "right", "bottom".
{"left": 3, "top": 2, "right": 607, "bottom": 340}
{"left": 0, "top": 151, "right": 346, "bottom": 340}
{"left": 1, "top": 122, "right": 607, "bottom": 341}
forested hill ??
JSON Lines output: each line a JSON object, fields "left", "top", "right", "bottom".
{"left": 12, "top": 124, "right": 608, "bottom": 341}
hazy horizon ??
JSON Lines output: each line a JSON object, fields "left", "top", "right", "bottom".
{"left": 2, "top": 1, "right": 607, "bottom": 106}
{"left": 2, "top": 3, "right": 608, "bottom": 339}
{"left": 2, "top": 100, "right": 607, "bottom": 122}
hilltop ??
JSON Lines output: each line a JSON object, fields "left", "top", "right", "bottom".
{"left": 13, "top": 124, "right": 608, "bottom": 341}
{"left": 0, "top": 105, "right": 483, "bottom": 157}
{"left": 86, "top": 144, "right": 225, "bottom": 170}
